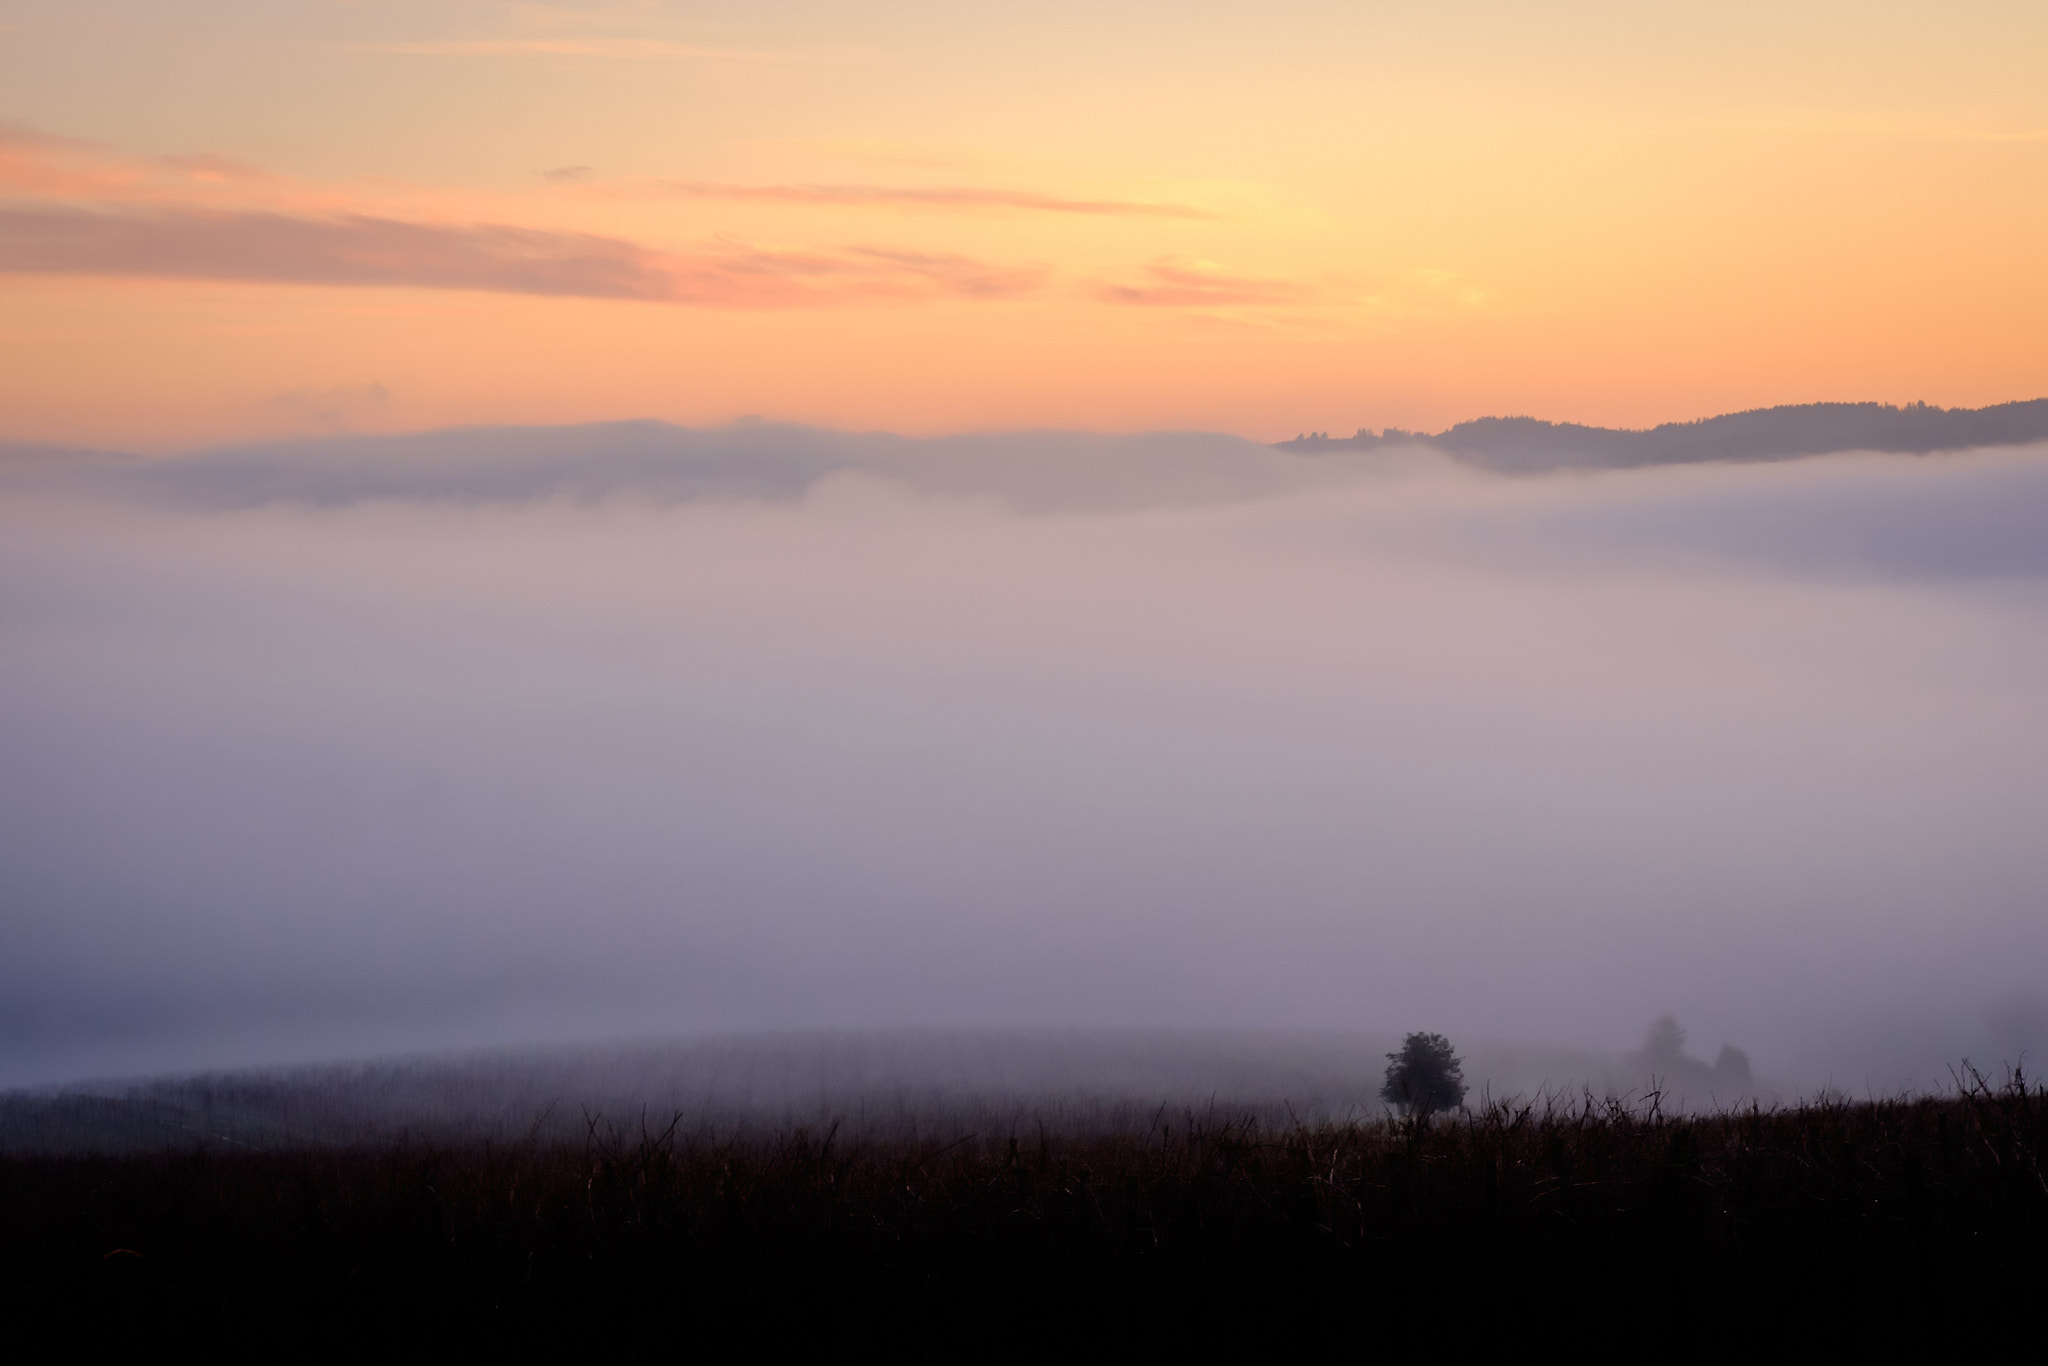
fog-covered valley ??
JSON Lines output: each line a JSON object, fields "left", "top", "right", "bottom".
{"left": 4, "top": 421, "right": 2045, "bottom": 1105}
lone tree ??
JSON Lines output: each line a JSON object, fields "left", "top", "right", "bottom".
{"left": 1381, "top": 1031, "right": 1466, "bottom": 1120}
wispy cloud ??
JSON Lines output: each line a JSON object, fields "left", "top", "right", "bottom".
{"left": 1096, "top": 259, "right": 1315, "bottom": 308}
{"left": 837, "top": 245, "right": 1046, "bottom": 299}
{"left": 1092, "top": 259, "right": 1492, "bottom": 321}
{"left": 0, "top": 205, "right": 1045, "bottom": 308}
{"left": 155, "top": 152, "right": 272, "bottom": 183}
{"left": 0, "top": 206, "right": 681, "bottom": 300}
{"left": 0, "top": 123, "right": 151, "bottom": 200}
{"left": 0, "top": 123, "right": 289, "bottom": 207}
{"left": 0, "top": 125, "right": 1047, "bottom": 309}
{"left": 622, "top": 180, "right": 1217, "bottom": 220}
{"left": 369, "top": 38, "right": 865, "bottom": 64}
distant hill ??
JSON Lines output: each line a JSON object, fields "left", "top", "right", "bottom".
{"left": 8, "top": 399, "right": 2045, "bottom": 514}
{"left": 0, "top": 424, "right": 1330, "bottom": 513}
{"left": 1279, "top": 398, "right": 2048, "bottom": 472}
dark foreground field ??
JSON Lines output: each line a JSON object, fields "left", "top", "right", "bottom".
{"left": 4, "top": 1079, "right": 2042, "bottom": 1360}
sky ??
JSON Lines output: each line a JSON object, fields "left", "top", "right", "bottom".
{"left": 3, "top": 0, "right": 2046, "bottom": 449}
{"left": 3, "top": 433, "right": 2046, "bottom": 1089}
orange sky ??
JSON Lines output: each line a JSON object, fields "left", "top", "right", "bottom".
{"left": 2, "top": 0, "right": 2045, "bottom": 449}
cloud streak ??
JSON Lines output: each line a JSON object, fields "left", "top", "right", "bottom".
{"left": 629, "top": 181, "right": 1217, "bottom": 219}
{"left": 0, "top": 205, "right": 1045, "bottom": 307}
{"left": 1097, "top": 258, "right": 1316, "bottom": 308}
{"left": 368, "top": 38, "right": 864, "bottom": 64}
{"left": 0, "top": 124, "right": 1296, "bottom": 317}
{"left": 0, "top": 206, "right": 681, "bottom": 300}
{"left": 0, "top": 124, "right": 1052, "bottom": 307}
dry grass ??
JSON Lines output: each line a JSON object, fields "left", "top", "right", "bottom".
{"left": 3, "top": 1072, "right": 2041, "bottom": 1357}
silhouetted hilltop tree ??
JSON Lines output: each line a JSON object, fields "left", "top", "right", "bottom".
{"left": 1380, "top": 1032, "right": 1466, "bottom": 1119}
{"left": 1278, "top": 397, "right": 2048, "bottom": 472}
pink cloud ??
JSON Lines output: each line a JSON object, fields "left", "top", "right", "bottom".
{"left": 0, "top": 206, "right": 678, "bottom": 299}
{"left": 1096, "top": 259, "right": 1314, "bottom": 308}
{"left": 627, "top": 180, "right": 1217, "bottom": 219}
{"left": 838, "top": 245, "right": 1047, "bottom": 298}
{"left": 0, "top": 205, "right": 1046, "bottom": 308}
{"left": 156, "top": 152, "right": 273, "bottom": 183}
{"left": 0, "top": 124, "right": 1050, "bottom": 308}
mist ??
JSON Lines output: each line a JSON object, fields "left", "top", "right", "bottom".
{"left": 3, "top": 427, "right": 2045, "bottom": 1094}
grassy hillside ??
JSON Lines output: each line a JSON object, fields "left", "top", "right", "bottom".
{"left": 3, "top": 1073, "right": 2038, "bottom": 1356}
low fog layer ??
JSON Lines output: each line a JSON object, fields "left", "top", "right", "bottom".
{"left": 0, "top": 1028, "right": 1774, "bottom": 1153}
{"left": 3, "top": 426, "right": 2045, "bottom": 1093}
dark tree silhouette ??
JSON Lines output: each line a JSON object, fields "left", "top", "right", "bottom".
{"left": 1380, "top": 1031, "right": 1466, "bottom": 1119}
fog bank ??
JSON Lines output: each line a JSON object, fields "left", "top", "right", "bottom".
{"left": 3, "top": 427, "right": 2045, "bottom": 1092}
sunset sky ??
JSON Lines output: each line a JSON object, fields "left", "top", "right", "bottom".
{"left": 3, "top": 0, "right": 2045, "bottom": 449}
